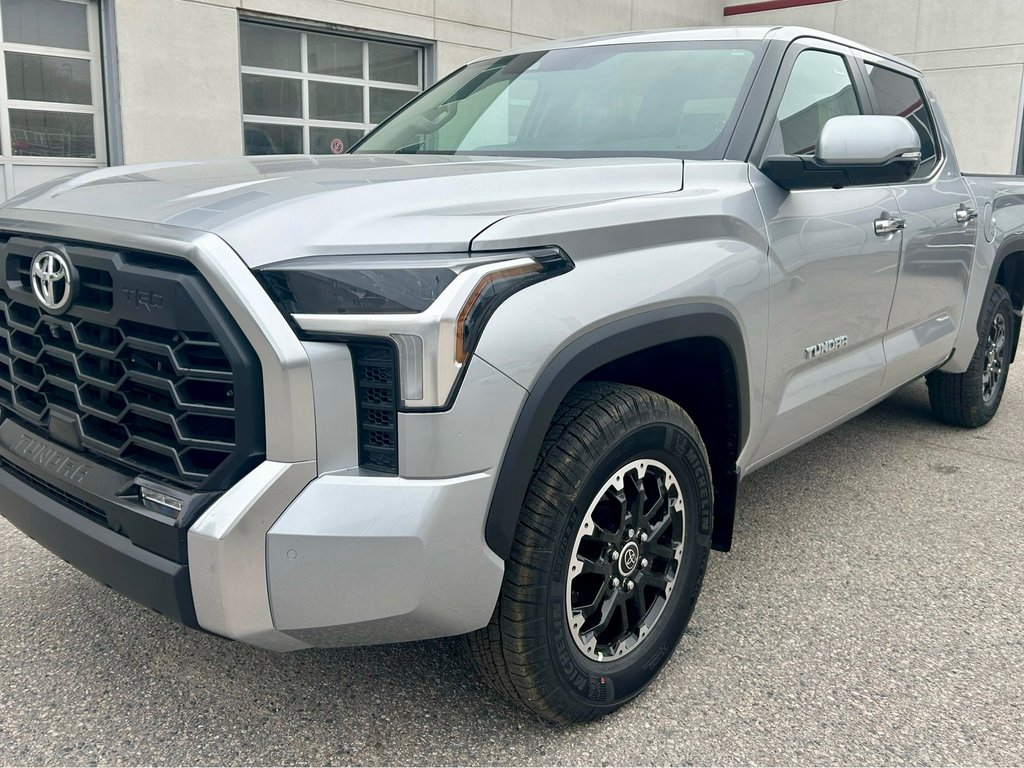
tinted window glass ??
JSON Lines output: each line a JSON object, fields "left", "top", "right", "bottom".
{"left": 307, "top": 32, "right": 362, "bottom": 78}
{"left": 5, "top": 51, "right": 92, "bottom": 104}
{"left": 769, "top": 50, "right": 861, "bottom": 156}
{"left": 240, "top": 23, "right": 300, "bottom": 71}
{"left": 368, "top": 87, "right": 415, "bottom": 123}
{"left": 867, "top": 64, "right": 939, "bottom": 180}
{"left": 243, "top": 123, "right": 302, "bottom": 155}
{"left": 309, "top": 81, "right": 363, "bottom": 122}
{"left": 310, "top": 126, "right": 364, "bottom": 155}
{"left": 1, "top": 0, "right": 88, "bottom": 50}
{"left": 368, "top": 41, "right": 419, "bottom": 85}
{"left": 9, "top": 108, "right": 94, "bottom": 157}
{"left": 241, "top": 74, "right": 302, "bottom": 118}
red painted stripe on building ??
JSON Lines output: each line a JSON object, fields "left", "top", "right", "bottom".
{"left": 724, "top": 0, "right": 838, "bottom": 16}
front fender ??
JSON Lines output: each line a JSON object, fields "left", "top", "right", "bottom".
{"left": 480, "top": 304, "right": 751, "bottom": 559}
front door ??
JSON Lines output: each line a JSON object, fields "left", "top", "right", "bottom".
{"left": 749, "top": 44, "right": 903, "bottom": 464}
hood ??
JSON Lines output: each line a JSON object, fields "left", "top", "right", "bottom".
{"left": 2, "top": 154, "right": 682, "bottom": 267}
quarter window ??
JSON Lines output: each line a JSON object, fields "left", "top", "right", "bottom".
{"left": 768, "top": 49, "right": 862, "bottom": 157}
{"left": 866, "top": 64, "right": 939, "bottom": 180}
{"left": 0, "top": 0, "right": 105, "bottom": 198}
{"left": 239, "top": 21, "right": 425, "bottom": 156}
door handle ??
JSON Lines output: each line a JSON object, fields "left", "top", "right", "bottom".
{"left": 874, "top": 214, "right": 906, "bottom": 236}
{"left": 956, "top": 203, "right": 978, "bottom": 225}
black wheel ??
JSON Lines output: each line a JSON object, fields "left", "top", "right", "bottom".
{"left": 927, "top": 284, "right": 1014, "bottom": 428}
{"left": 465, "top": 382, "right": 712, "bottom": 724}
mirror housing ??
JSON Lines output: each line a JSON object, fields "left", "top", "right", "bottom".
{"left": 760, "top": 115, "right": 922, "bottom": 191}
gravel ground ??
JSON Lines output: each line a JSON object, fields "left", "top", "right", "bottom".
{"left": 1, "top": 376, "right": 1022, "bottom": 766}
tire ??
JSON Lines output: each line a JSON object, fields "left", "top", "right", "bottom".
{"left": 927, "top": 284, "right": 1014, "bottom": 428}
{"left": 465, "top": 382, "right": 712, "bottom": 724}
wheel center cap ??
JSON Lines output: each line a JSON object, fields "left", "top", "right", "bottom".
{"left": 618, "top": 541, "right": 640, "bottom": 576}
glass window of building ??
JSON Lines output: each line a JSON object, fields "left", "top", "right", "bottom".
{"left": 0, "top": 0, "right": 106, "bottom": 198}
{"left": 240, "top": 21, "right": 425, "bottom": 156}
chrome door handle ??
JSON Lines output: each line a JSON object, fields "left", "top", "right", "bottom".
{"left": 956, "top": 203, "right": 978, "bottom": 225}
{"left": 874, "top": 214, "right": 906, "bottom": 236}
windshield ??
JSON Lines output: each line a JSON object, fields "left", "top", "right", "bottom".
{"left": 354, "top": 41, "right": 761, "bottom": 159}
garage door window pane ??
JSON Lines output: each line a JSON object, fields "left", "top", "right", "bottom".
{"left": 307, "top": 32, "right": 362, "bottom": 78}
{"left": 5, "top": 52, "right": 91, "bottom": 104}
{"left": 240, "top": 23, "right": 300, "bottom": 71}
{"left": 310, "top": 126, "right": 364, "bottom": 155}
{"left": 1, "top": 0, "right": 88, "bottom": 50}
{"left": 239, "top": 23, "right": 424, "bottom": 155}
{"left": 244, "top": 122, "right": 302, "bottom": 155}
{"left": 368, "top": 41, "right": 418, "bottom": 85}
{"left": 369, "top": 87, "right": 414, "bottom": 123}
{"left": 309, "top": 81, "right": 363, "bottom": 122}
{"left": 9, "top": 108, "right": 94, "bottom": 157}
{"left": 242, "top": 73, "right": 301, "bottom": 118}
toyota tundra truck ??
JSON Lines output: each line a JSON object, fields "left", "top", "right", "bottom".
{"left": 1, "top": 26, "right": 1022, "bottom": 724}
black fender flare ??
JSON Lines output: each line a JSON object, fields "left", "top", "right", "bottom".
{"left": 988, "top": 235, "right": 1024, "bottom": 362}
{"left": 483, "top": 303, "right": 750, "bottom": 559}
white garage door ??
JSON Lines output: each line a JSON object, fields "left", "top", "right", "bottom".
{"left": 0, "top": 0, "right": 105, "bottom": 202}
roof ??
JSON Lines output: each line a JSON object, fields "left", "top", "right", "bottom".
{"left": 473, "top": 25, "right": 917, "bottom": 73}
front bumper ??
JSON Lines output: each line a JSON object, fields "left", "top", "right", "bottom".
{"left": 0, "top": 212, "right": 526, "bottom": 650}
{"left": 0, "top": 458, "right": 197, "bottom": 626}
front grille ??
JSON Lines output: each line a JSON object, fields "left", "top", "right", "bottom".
{"left": 0, "top": 235, "right": 264, "bottom": 491}
{"left": 350, "top": 341, "right": 398, "bottom": 473}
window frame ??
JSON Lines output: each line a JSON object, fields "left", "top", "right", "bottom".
{"left": 854, "top": 54, "right": 946, "bottom": 185}
{"left": 238, "top": 18, "right": 430, "bottom": 156}
{"left": 0, "top": 0, "right": 106, "bottom": 191}
{"left": 750, "top": 38, "right": 869, "bottom": 166}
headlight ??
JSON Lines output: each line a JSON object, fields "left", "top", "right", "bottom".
{"left": 257, "top": 247, "right": 572, "bottom": 408}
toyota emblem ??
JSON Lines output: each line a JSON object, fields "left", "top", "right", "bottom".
{"left": 31, "top": 250, "right": 75, "bottom": 314}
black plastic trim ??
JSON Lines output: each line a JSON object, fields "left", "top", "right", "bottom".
{"left": 0, "top": 462, "right": 198, "bottom": 628}
{"left": 988, "top": 234, "right": 1024, "bottom": 363}
{"left": 348, "top": 339, "right": 400, "bottom": 474}
{"left": 483, "top": 303, "right": 749, "bottom": 559}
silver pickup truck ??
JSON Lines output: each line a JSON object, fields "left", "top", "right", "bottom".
{"left": 1, "top": 26, "right": 1022, "bottom": 724}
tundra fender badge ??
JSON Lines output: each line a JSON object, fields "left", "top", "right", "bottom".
{"left": 805, "top": 335, "right": 849, "bottom": 360}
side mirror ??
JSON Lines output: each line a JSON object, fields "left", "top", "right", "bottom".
{"left": 760, "top": 115, "right": 922, "bottom": 191}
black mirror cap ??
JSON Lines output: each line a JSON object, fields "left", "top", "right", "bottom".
{"left": 759, "top": 153, "right": 921, "bottom": 191}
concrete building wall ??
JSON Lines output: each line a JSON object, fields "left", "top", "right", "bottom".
{"left": 111, "top": 0, "right": 724, "bottom": 164}
{"left": 725, "top": 0, "right": 1024, "bottom": 174}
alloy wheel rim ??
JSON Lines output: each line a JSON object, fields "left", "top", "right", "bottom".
{"left": 565, "top": 459, "right": 685, "bottom": 662}
{"left": 982, "top": 312, "right": 1007, "bottom": 403}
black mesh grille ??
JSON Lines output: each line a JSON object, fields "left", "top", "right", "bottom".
{"left": 0, "top": 235, "right": 264, "bottom": 491}
{"left": 350, "top": 341, "right": 398, "bottom": 473}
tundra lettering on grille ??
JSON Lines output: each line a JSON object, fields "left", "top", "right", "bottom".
{"left": 11, "top": 432, "right": 91, "bottom": 483}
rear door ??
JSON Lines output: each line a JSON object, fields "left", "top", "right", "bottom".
{"left": 748, "top": 40, "right": 903, "bottom": 465}
{"left": 857, "top": 57, "right": 979, "bottom": 388}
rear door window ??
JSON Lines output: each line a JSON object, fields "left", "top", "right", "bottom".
{"left": 865, "top": 64, "right": 940, "bottom": 180}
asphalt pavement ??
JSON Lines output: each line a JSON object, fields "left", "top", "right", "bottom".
{"left": 1, "top": 376, "right": 1022, "bottom": 766}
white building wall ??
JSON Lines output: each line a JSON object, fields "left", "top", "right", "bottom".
{"left": 111, "top": 0, "right": 724, "bottom": 164}
{"left": 726, "top": 0, "right": 1024, "bottom": 174}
